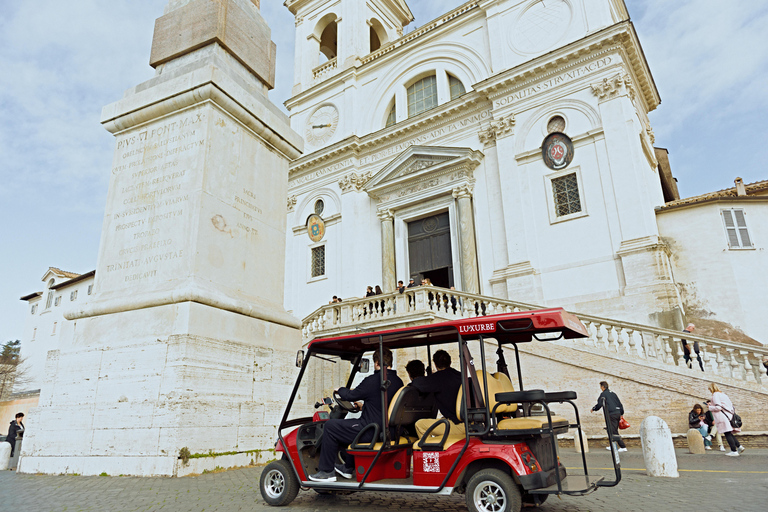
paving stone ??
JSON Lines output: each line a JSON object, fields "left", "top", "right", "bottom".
{"left": 1, "top": 449, "right": 765, "bottom": 511}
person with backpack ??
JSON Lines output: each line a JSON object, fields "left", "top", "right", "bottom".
{"left": 706, "top": 382, "right": 744, "bottom": 457}
{"left": 590, "top": 381, "right": 627, "bottom": 452}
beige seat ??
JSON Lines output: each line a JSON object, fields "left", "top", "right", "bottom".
{"left": 348, "top": 386, "right": 429, "bottom": 451}
{"left": 484, "top": 372, "right": 569, "bottom": 432}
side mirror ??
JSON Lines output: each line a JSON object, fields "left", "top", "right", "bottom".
{"left": 295, "top": 350, "right": 305, "bottom": 368}
{"left": 360, "top": 359, "right": 370, "bottom": 374}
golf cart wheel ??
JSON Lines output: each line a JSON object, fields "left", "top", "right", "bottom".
{"left": 466, "top": 469, "right": 522, "bottom": 512}
{"left": 260, "top": 460, "right": 299, "bottom": 506}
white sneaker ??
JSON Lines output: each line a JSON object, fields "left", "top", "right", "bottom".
{"left": 719, "top": 446, "right": 726, "bottom": 452}
{"left": 606, "top": 446, "right": 613, "bottom": 450}
{"left": 618, "top": 448, "right": 628, "bottom": 452}
{"left": 738, "top": 445, "right": 745, "bottom": 453}
{"left": 725, "top": 451, "right": 740, "bottom": 457}
{"left": 704, "top": 435, "right": 712, "bottom": 441}
{"left": 705, "top": 446, "right": 712, "bottom": 450}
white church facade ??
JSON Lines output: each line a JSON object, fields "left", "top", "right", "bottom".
{"left": 283, "top": 0, "right": 687, "bottom": 332}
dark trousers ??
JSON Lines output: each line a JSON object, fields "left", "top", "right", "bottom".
{"left": 319, "top": 419, "right": 369, "bottom": 472}
{"left": 724, "top": 431, "right": 741, "bottom": 452}
{"left": 609, "top": 414, "right": 627, "bottom": 448}
{"left": 683, "top": 342, "right": 704, "bottom": 371}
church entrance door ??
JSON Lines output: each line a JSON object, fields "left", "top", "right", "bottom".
{"left": 407, "top": 212, "right": 453, "bottom": 288}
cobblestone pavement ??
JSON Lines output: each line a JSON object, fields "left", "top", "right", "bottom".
{"left": 1, "top": 449, "right": 766, "bottom": 512}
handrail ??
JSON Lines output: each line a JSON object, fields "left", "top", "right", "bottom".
{"left": 301, "top": 286, "right": 768, "bottom": 386}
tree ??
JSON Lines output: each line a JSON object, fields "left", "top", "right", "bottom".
{"left": 0, "top": 339, "right": 21, "bottom": 364}
{"left": 0, "top": 340, "right": 26, "bottom": 401}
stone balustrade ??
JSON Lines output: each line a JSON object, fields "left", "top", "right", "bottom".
{"left": 312, "top": 57, "right": 337, "bottom": 81}
{"left": 301, "top": 286, "right": 768, "bottom": 387}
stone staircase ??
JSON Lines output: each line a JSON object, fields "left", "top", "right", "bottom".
{"left": 301, "top": 286, "right": 768, "bottom": 437}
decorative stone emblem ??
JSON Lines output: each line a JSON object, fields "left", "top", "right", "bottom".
{"left": 307, "top": 214, "right": 325, "bottom": 242}
{"left": 542, "top": 132, "right": 574, "bottom": 170}
{"left": 422, "top": 216, "right": 439, "bottom": 233}
{"left": 287, "top": 195, "right": 297, "bottom": 212}
{"left": 338, "top": 171, "right": 373, "bottom": 192}
{"left": 398, "top": 159, "right": 435, "bottom": 177}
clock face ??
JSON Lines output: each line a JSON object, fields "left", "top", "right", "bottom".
{"left": 305, "top": 105, "right": 339, "bottom": 147}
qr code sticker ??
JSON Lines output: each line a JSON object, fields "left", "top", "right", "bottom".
{"left": 423, "top": 452, "right": 440, "bottom": 473}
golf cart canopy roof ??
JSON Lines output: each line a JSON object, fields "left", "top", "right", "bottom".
{"left": 308, "top": 308, "right": 588, "bottom": 356}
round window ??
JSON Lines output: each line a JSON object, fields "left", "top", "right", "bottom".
{"left": 547, "top": 115, "right": 566, "bottom": 134}
{"left": 314, "top": 199, "right": 325, "bottom": 216}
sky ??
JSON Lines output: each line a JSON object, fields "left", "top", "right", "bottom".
{"left": 1, "top": 0, "right": 767, "bottom": 343}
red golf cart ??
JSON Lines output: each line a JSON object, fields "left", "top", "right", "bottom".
{"left": 260, "top": 308, "right": 621, "bottom": 512}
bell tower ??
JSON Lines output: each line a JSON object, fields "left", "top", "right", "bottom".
{"left": 285, "top": 0, "right": 413, "bottom": 94}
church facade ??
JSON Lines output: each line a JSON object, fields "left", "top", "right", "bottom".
{"left": 283, "top": 0, "right": 684, "bottom": 330}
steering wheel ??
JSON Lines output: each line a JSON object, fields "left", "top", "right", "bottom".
{"left": 333, "top": 390, "right": 360, "bottom": 413}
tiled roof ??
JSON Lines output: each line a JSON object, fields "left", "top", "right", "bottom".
{"left": 657, "top": 179, "right": 768, "bottom": 211}
{"left": 51, "top": 270, "right": 96, "bottom": 290}
{"left": 48, "top": 266, "right": 82, "bottom": 279}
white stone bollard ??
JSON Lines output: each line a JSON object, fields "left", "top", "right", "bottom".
{"left": 0, "top": 442, "right": 11, "bottom": 470}
{"left": 574, "top": 429, "right": 589, "bottom": 453}
{"left": 639, "top": 416, "right": 679, "bottom": 477}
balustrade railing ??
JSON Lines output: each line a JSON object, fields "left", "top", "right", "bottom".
{"left": 301, "top": 286, "right": 768, "bottom": 388}
{"left": 312, "top": 57, "right": 337, "bottom": 81}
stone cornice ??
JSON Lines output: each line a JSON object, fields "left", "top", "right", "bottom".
{"left": 288, "top": 95, "right": 490, "bottom": 178}
{"left": 474, "top": 21, "right": 660, "bottom": 114}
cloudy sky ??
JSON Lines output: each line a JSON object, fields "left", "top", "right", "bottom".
{"left": 1, "top": 0, "right": 767, "bottom": 342}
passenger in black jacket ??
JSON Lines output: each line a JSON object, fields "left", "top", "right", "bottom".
{"left": 411, "top": 350, "right": 463, "bottom": 439}
{"left": 309, "top": 348, "right": 403, "bottom": 482}
{"left": 590, "top": 381, "right": 627, "bottom": 451}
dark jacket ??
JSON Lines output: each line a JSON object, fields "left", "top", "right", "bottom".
{"left": 7, "top": 420, "right": 23, "bottom": 455}
{"left": 689, "top": 410, "right": 705, "bottom": 429}
{"left": 411, "top": 368, "right": 463, "bottom": 423}
{"left": 592, "top": 388, "right": 624, "bottom": 416}
{"left": 337, "top": 369, "right": 403, "bottom": 429}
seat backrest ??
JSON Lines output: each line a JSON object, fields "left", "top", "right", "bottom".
{"left": 456, "top": 370, "right": 517, "bottom": 421}
{"left": 388, "top": 385, "right": 437, "bottom": 428}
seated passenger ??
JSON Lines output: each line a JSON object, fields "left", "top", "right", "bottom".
{"left": 309, "top": 347, "right": 404, "bottom": 482}
{"left": 412, "top": 349, "right": 463, "bottom": 439}
{"left": 689, "top": 403, "right": 712, "bottom": 449}
{"left": 405, "top": 359, "right": 425, "bottom": 382}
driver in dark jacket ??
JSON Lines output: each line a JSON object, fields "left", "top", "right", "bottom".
{"left": 590, "top": 381, "right": 627, "bottom": 452}
{"left": 309, "top": 347, "right": 403, "bottom": 482}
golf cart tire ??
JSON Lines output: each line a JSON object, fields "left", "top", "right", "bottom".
{"left": 466, "top": 468, "right": 522, "bottom": 512}
{"left": 260, "top": 460, "right": 299, "bottom": 506}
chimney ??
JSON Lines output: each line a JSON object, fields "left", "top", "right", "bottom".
{"left": 735, "top": 177, "right": 747, "bottom": 196}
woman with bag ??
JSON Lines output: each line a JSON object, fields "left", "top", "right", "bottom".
{"left": 706, "top": 383, "right": 744, "bottom": 457}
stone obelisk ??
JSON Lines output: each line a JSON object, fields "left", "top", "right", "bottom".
{"left": 19, "top": 0, "right": 303, "bottom": 477}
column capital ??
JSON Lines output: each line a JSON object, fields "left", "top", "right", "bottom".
{"left": 377, "top": 208, "right": 394, "bottom": 221}
{"left": 590, "top": 73, "right": 636, "bottom": 103}
{"left": 452, "top": 184, "right": 473, "bottom": 200}
{"left": 287, "top": 195, "right": 297, "bottom": 212}
{"left": 338, "top": 171, "right": 373, "bottom": 193}
{"left": 491, "top": 114, "right": 515, "bottom": 139}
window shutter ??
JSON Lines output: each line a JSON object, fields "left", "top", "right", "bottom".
{"left": 721, "top": 210, "right": 740, "bottom": 248}
{"left": 733, "top": 209, "right": 752, "bottom": 247}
